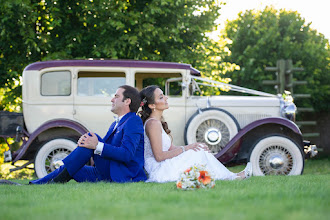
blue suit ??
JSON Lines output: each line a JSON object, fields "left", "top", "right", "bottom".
{"left": 30, "top": 112, "right": 147, "bottom": 184}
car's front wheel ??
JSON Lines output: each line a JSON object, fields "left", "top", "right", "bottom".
{"left": 249, "top": 135, "right": 304, "bottom": 176}
{"left": 34, "top": 138, "right": 77, "bottom": 178}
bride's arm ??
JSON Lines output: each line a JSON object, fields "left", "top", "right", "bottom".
{"left": 146, "top": 120, "right": 200, "bottom": 162}
{"left": 168, "top": 145, "right": 181, "bottom": 151}
{"left": 169, "top": 143, "right": 210, "bottom": 152}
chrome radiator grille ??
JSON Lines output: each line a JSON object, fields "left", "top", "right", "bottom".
{"left": 233, "top": 114, "right": 272, "bottom": 129}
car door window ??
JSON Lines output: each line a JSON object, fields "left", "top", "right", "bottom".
{"left": 41, "top": 71, "right": 71, "bottom": 96}
{"left": 77, "top": 72, "right": 125, "bottom": 97}
{"left": 135, "top": 72, "right": 183, "bottom": 97}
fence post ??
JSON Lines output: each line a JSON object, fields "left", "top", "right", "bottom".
{"left": 263, "top": 59, "right": 319, "bottom": 139}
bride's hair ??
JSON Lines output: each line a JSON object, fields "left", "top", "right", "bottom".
{"left": 139, "top": 85, "right": 171, "bottom": 135}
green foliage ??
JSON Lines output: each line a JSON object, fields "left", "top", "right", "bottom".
{"left": 0, "top": 160, "right": 34, "bottom": 179}
{"left": 0, "top": 138, "right": 33, "bottom": 180}
{"left": 0, "top": 0, "right": 223, "bottom": 111}
{"left": 0, "top": 86, "right": 22, "bottom": 112}
{"left": 194, "top": 38, "right": 239, "bottom": 96}
{"left": 0, "top": 139, "right": 9, "bottom": 167}
{"left": 222, "top": 6, "right": 330, "bottom": 112}
{"left": 0, "top": 0, "right": 37, "bottom": 111}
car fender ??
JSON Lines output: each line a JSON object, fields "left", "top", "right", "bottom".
{"left": 215, "top": 117, "right": 302, "bottom": 163}
{"left": 12, "top": 119, "right": 88, "bottom": 163}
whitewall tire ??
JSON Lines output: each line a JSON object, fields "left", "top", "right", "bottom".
{"left": 185, "top": 109, "right": 239, "bottom": 154}
{"left": 250, "top": 135, "right": 304, "bottom": 176}
{"left": 34, "top": 139, "right": 77, "bottom": 178}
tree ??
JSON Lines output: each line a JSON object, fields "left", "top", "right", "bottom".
{"left": 0, "top": 0, "right": 40, "bottom": 111}
{"left": 0, "top": 0, "right": 224, "bottom": 111}
{"left": 221, "top": 6, "right": 330, "bottom": 112}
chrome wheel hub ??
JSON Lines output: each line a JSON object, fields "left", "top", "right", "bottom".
{"left": 259, "top": 145, "right": 293, "bottom": 175}
{"left": 195, "top": 119, "right": 230, "bottom": 154}
{"left": 204, "top": 128, "right": 222, "bottom": 145}
{"left": 269, "top": 155, "right": 284, "bottom": 169}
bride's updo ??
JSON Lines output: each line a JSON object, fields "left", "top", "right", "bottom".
{"left": 139, "top": 85, "right": 171, "bottom": 135}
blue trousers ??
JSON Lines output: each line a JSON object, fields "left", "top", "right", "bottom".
{"left": 30, "top": 147, "right": 111, "bottom": 184}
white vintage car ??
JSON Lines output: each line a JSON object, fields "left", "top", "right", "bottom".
{"left": 1, "top": 60, "right": 317, "bottom": 178}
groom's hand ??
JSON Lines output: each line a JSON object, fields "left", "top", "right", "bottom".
{"left": 78, "top": 132, "right": 98, "bottom": 149}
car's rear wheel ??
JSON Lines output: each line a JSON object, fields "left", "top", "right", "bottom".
{"left": 184, "top": 108, "right": 240, "bottom": 154}
{"left": 34, "top": 138, "right": 77, "bottom": 178}
{"left": 249, "top": 135, "right": 304, "bottom": 176}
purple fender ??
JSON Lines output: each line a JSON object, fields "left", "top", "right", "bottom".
{"left": 215, "top": 117, "right": 302, "bottom": 163}
{"left": 12, "top": 119, "right": 88, "bottom": 163}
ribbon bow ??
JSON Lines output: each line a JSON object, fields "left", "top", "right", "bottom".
{"left": 113, "top": 116, "right": 120, "bottom": 123}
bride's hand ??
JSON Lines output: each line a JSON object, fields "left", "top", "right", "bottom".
{"left": 186, "top": 143, "right": 209, "bottom": 152}
{"left": 185, "top": 143, "right": 201, "bottom": 151}
{"left": 197, "top": 143, "right": 210, "bottom": 152}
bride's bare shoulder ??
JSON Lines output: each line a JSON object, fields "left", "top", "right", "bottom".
{"left": 145, "top": 118, "right": 162, "bottom": 131}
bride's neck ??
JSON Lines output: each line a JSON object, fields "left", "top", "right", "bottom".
{"left": 149, "top": 111, "right": 163, "bottom": 121}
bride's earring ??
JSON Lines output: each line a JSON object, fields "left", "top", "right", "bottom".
{"left": 153, "top": 108, "right": 156, "bottom": 112}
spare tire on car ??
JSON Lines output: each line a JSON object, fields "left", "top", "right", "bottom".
{"left": 184, "top": 108, "right": 240, "bottom": 154}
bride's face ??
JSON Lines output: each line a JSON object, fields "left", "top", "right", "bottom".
{"left": 151, "top": 88, "right": 169, "bottom": 111}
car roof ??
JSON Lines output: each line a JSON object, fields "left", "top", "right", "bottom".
{"left": 24, "top": 59, "right": 201, "bottom": 76}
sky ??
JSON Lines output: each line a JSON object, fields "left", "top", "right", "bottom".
{"left": 214, "top": 0, "right": 330, "bottom": 40}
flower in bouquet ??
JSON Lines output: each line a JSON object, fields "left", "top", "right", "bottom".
{"left": 176, "top": 164, "right": 215, "bottom": 190}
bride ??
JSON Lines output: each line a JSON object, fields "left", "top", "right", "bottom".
{"left": 139, "top": 85, "right": 252, "bottom": 183}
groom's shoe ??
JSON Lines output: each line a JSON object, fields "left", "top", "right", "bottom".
{"left": 48, "top": 167, "right": 72, "bottom": 184}
{"left": 243, "top": 162, "right": 252, "bottom": 179}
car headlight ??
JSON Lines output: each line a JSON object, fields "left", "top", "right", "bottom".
{"left": 282, "top": 102, "right": 296, "bottom": 121}
{"left": 280, "top": 92, "right": 297, "bottom": 122}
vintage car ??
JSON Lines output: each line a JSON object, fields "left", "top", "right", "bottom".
{"left": 0, "top": 59, "right": 317, "bottom": 178}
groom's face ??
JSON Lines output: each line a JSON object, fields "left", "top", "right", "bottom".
{"left": 111, "top": 88, "right": 126, "bottom": 115}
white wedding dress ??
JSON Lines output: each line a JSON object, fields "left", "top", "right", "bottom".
{"left": 144, "top": 119, "right": 238, "bottom": 182}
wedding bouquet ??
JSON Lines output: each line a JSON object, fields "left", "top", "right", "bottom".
{"left": 176, "top": 164, "right": 215, "bottom": 190}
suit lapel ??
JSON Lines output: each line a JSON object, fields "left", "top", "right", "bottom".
{"left": 103, "top": 122, "right": 116, "bottom": 140}
{"left": 106, "top": 112, "right": 134, "bottom": 139}
{"left": 116, "top": 112, "right": 132, "bottom": 128}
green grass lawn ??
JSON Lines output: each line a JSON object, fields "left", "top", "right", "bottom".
{"left": 1, "top": 158, "right": 329, "bottom": 220}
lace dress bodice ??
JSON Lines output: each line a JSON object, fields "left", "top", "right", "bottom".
{"left": 144, "top": 119, "right": 172, "bottom": 175}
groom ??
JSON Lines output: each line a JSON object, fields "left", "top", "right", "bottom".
{"left": 30, "top": 85, "right": 147, "bottom": 184}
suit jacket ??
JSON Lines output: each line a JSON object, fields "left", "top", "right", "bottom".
{"left": 95, "top": 112, "right": 147, "bottom": 182}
